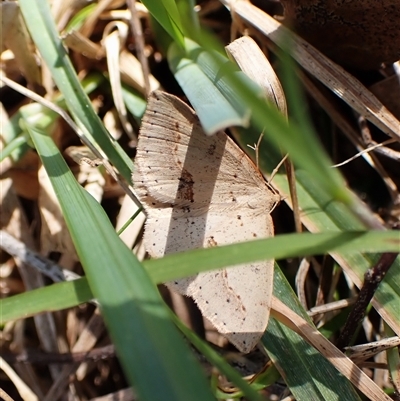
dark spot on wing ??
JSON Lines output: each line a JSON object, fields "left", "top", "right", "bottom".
{"left": 207, "top": 236, "right": 218, "bottom": 247}
{"left": 207, "top": 143, "right": 217, "bottom": 155}
{"left": 177, "top": 168, "right": 195, "bottom": 202}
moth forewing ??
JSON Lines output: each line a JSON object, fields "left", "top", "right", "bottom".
{"left": 134, "top": 91, "right": 278, "bottom": 353}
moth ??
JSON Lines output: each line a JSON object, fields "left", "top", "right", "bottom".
{"left": 133, "top": 91, "right": 279, "bottom": 353}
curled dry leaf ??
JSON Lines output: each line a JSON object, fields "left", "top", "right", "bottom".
{"left": 280, "top": 0, "right": 400, "bottom": 70}
{"left": 225, "top": 36, "right": 287, "bottom": 116}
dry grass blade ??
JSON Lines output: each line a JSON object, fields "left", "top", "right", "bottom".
{"left": 3, "top": 0, "right": 399, "bottom": 399}
{"left": 0, "top": 357, "right": 39, "bottom": 401}
{"left": 41, "top": 310, "right": 106, "bottom": 401}
{"left": 220, "top": 0, "right": 400, "bottom": 141}
{"left": 307, "top": 298, "right": 355, "bottom": 317}
{"left": 225, "top": 36, "right": 287, "bottom": 116}
{"left": 1, "top": 178, "right": 63, "bottom": 381}
{"left": 0, "top": 388, "right": 15, "bottom": 401}
{"left": 63, "top": 30, "right": 105, "bottom": 59}
{"left": 102, "top": 21, "right": 136, "bottom": 140}
{"left": 119, "top": 50, "right": 161, "bottom": 94}
{"left": 225, "top": 36, "right": 302, "bottom": 232}
{"left": 0, "top": 229, "right": 80, "bottom": 282}
{"left": 126, "top": 0, "right": 151, "bottom": 96}
{"left": 1, "top": 2, "right": 41, "bottom": 87}
{"left": 297, "top": 70, "right": 400, "bottom": 204}
{"left": 345, "top": 337, "right": 400, "bottom": 363}
{"left": 271, "top": 296, "right": 393, "bottom": 401}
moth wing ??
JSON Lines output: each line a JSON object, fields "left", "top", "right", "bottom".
{"left": 144, "top": 208, "right": 274, "bottom": 353}
{"left": 134, "top": 90, "right": 277, "bottom": 353}
{"left": 134, "top": 91, "right": 277, "bottom": 213}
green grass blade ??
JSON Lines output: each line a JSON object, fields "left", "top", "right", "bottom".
{"left": 2, "top": 260, "right": 373, "bottom": 400}
{"left": 274, "top": 170, "right": 400, "bottom": 336}
{"left": 172, "top": 314, "right": 265, "bottom": 401}
{"left": 263, "top": 267, "right": 362, "bottom": 401}
{"left": 64, "top": 3, "right": 98, "bottom": 32}
{"left": 168, "top": 38, "right": 262, "bottom": 133}
{"left": 164, "top": 33, "right": 348, "bottom": 203}
{"left": 0, "top": 278, "right": 91, "bottom": 323}
{"left": 3, "top": 230, "right": 398, "bottom": 323}
{"left": 18, "top": 0, "right": 132, "bottom": 181}
{"left": 140, "top": 0, "right": 185, "bottom": 47}
{"left": 145, "top": 231, "right": 399, "bottom": 283}
{"left": 23, "top": 120, "right": 215, "bottom": 401}
{"left": 230, "top": 119, "right": 400, "bottom": 338}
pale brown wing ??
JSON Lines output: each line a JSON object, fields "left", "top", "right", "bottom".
{"left": 134, "top": 91, "right": 278, "bottom": 213}
{"left": 133, "top": 91, "right": 277, "bottom": 353}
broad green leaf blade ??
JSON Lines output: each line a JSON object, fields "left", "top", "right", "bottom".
{"left": 2, "top": 102, "right": 57, "bottom": 163}
{"left": 25, "top": 121, "right": 215, "bottom": 401}
{"left": 263, "top": 267, "right": 362, "bottom": 401}
{"left": 168, "top": 39, "right": 262, "bottom": 134}
{"left": 18, "top": 0, "right": 132, "bottom": 181}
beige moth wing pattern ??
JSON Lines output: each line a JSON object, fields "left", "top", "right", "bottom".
{"left": 133, "top": 91, "right": 279, "bottom": 353}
